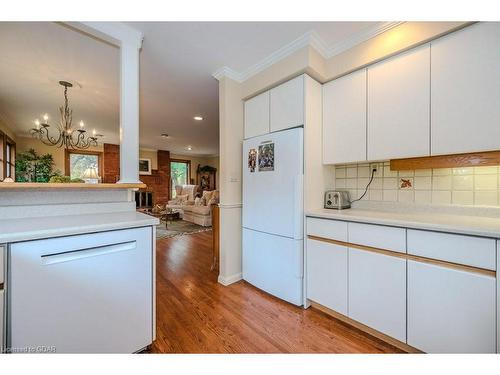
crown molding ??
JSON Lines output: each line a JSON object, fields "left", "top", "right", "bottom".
{"left": 212, "top": 21, "right": 404, "bottom": 83}
{"left": 64, "top": 22, "right": 144, "bottom": 49}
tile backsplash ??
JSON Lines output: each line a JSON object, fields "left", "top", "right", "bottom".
{"left": 334, "top": 162, "right": 500, "bottom": 206}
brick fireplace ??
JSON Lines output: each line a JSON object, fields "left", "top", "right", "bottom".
{"left": 102, "top": 143, "right": 171, "bottom": 205}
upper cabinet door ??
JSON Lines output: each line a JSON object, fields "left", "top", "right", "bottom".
{"left": 323, "top": 69, "right": 367, "bottom": 164}
{"left": 244, "top": 91, "right": 270, "bottom": 139}
{"left": 367, "top": 44, "right": 430, "bottom": 160}
{"left": 431, "top": 23, "right": 500, "bottom": 155}
{"left": 270, "top": 75, "right": 304, "bottom": 132}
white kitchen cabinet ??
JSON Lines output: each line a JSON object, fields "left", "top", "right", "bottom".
{"left": 0, "top": 245, "right": 4, "bottom": 284}
{"left": 407, "top": 260, "right": 496, "bottom": 353}
{"left": 323, "top": 69, "right": 367, "bottom": 164}
{"left": 306, "top": 238, "right": 348, "bottom": 315}
{"left": 348, "top": 222, "right": 406, "bottom": 253}
{"left": 270, "top": 75, "right": 304, "bottom": 132}
{"left": 431, "top": 23, "right": 500, "bottom": 155}
{"left": 367, "top": 44, "right": 430, "bottom": 160}
{"left": 349, "top": 249, "right": 407, "bottom": 342}
{"left": 244, "top": 91, "right": 270, "bottom": 139}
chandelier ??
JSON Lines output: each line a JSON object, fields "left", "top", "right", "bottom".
{"left": 31, "top": 81, "right": 100, "bottom": 149}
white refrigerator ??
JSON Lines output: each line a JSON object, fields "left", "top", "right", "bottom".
{"left": 242, "top": 127, "right": 304, "bottom": 306}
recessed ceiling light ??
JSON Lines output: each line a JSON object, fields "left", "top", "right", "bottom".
{"left": 186, "top": 145, "right": 193, "bottom": 151}
{"left": 161, "top": 133, "right": 170, "bottom": 138}
{"left": 193, "top": 116, "right": 203, "bottom": 121}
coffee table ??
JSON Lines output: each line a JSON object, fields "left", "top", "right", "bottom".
{"left": 162, "top": 209, "right": 181, "bottom": 228}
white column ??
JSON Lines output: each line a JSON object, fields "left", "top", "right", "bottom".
{"left": 118, "top": 41, "right": 141, "bottom": 184}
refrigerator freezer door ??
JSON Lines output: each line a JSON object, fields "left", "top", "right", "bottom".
{"left": 242, "top": 127, "right": 304, "bottom": 239}
{"left": 243, "top": 228, "right": 303, "bottom": 306}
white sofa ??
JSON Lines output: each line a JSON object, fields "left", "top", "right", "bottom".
{"left": 166, "top": 185, "right": 198, "bottom": 216}
{"left": 166, "top": 188, "right": 218, "bottom": 227}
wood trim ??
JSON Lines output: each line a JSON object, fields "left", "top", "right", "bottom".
{"left": 307, "top": 235, "right": 496, "bottom": 277}
{"left": 64, "top": 149, "right": 103, "bottom": 177}
{"left": 390, "top": 150, "right": 500, "bottom": 171}
{"left": 309, "top": 301, "right": 423, "bottom": 354}
{"left": 0, "top": 182, "right": 145, "bottom": 189}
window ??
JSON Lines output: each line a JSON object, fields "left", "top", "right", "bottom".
{"left": 170, "top": 159, "right": 190, "bottom": 198}
{"left": 65, "top": 150, "right": 102, "bottom": 181}
{"left": 0, "top": 130, "right": 16, "bottom": 181}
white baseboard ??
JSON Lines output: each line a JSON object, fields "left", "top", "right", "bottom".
{"left": 218, "top": 273, "right": 243, "bottom": 286}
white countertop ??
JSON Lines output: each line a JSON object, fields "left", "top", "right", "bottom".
{"left": 307, "top": 206, "right": 500, "bottom": 238}
{"left": 0, "top": 211, "right": 159, "bottom": 243}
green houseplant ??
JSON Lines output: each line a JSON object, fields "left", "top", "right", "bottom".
{"left": 15, "top": 148, "right": 55, "bottom": 183}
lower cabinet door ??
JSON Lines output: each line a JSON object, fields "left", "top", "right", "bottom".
{"left": 0, "top": 289, "right": 4, "bottom": 352}
{"left": 348, "top": 249, "right": 406, "bottom": 342}
{"left": 306, "top": 239, "right": 348, "bottom": 315}
{"left": 408, "top": 260, "right": 496, "bottom": 353}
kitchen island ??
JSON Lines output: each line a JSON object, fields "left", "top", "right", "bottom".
{"left": 0, "top": 183, "right": 159, "bottom": 353}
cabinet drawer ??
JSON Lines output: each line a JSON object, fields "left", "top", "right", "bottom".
{"left": 306, "top": 218, "right": 347, "bottom": 242}
{"left": 407, "top": 230, "right": 496, "bottom": 270}
{"left": 0, "top": 245, "right": 4, "bottom": 284}
{"left": 348, "top": 222, "right": 406, "bottom": 253}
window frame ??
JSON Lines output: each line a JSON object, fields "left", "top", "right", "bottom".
{"left": 65, "top": 149, "right": 103, "bottom": 180}
{"left": 0, "top": 130, "right": 16, "bottom": 181}
{"left": 170, "top": 158, "right": 191, "bottom": 198}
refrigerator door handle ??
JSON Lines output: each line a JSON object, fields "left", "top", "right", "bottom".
{"left": 293, "top": 173, "right": 304, "bottom": 240}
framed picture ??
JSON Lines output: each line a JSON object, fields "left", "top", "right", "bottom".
{"left": 139, "top": 158, "right": 152, "bottom": 175}
{"left": 258, "top": 142, "right": 274, "bottom": 171}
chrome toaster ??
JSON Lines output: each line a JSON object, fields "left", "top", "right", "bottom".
{"left": 324, "top": 190, "right": 351, "bottom": 210}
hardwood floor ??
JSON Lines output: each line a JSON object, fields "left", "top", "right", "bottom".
{"left": 152, "top": 230, "right": 402, "bottom": 353}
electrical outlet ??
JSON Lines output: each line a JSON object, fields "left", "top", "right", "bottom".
{"left": 370, "top": 163, "right": 382, "bottom": 174}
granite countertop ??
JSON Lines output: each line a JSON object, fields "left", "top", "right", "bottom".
{"left": 0, "top": 211, "right": 159, "bottom": 243}
{"left": 306, "top": 203, "right": 500, "bottom": 238}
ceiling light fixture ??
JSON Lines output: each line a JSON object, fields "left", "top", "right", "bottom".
{"left": 30, "top": 80, "right": 100, "bottom": 149}
{"left": 186, "top": 146, "right": 193, "bottom": 151}
{"left": 193, "top": 116, "right": 203, "bottom": 121}
{"left": 161, "top": 133, "right": 170, "bottom": 138}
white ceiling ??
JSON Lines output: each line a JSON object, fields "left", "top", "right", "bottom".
{"left": 0, "top": 21, "right": 386, "bottom": 156}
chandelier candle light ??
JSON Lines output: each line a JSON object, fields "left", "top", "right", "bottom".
{"left": 31, "top": 81, "right": 100, "bottom": 150}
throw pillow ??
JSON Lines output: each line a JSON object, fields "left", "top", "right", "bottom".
{"left": 201, "top": 190, "right": 213, "bottom": 205}
{"left": 176, "top": 194, "right": 189, "bottom": 204}
{"left": 194, "top": 197, "right": 202, "bottom": 206}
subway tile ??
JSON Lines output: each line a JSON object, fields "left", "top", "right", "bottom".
{"left": 398, "top": 170, "right": 414, "bottom": 178}
{"left": 432, "top": 175, "right": 452, "bottom": 190}
{"left": 357, "top": 190, "right": 369, "bottom": 201}
{"left": 474, "top": 166, "right": 498, "bottom": 175}
{"left": 474, "top": 191, "right": 498, "bottom": 206}
{"left": 432, "top": 191, "right": 451, "bottom": 205}
{"left": 335, "top": 178, "right": 346, "bottom": 189}
{"left": 346, "top": 167, "right": 358, "bottom": 178}
{"left": 383, "top": 177, "right": 398, "bottom": 190}
{"left": 335, "top": 167, "right": 346, "bottom": 178}
{"left": 383, "top": 165, "right": 398, "bottom": 178}
{"left": 371, "top": 178, "right": 383, "bottom": 190}
{"left": 345, "top": 178, "right": 357, "bottom": 189}
{"left": 369, "top": 189, "right": 383, "bottom": 201}
{"left": 452, "top": 191, "right": 474, "bottom": 206}
{"left": 358, "top": 166, "right": 370, "bottom": 178}
{"left": 398, "top": 190, "right": 414, "bottom": 203}
{"left": 414, "top": 176, "right": 432, "bottom": 190}
{"left": 432, "top": 168, "right": 452, "bottom": 176}
{"left": 453, "top": 167, "right": 473, "bottom": 175}
{"left": 414, "top": 190, "right": 432, "bottom": 204}
{"left": 347, "top": 189, "right": 358, "bottom": 201}
{"left": 414, "top": 169, "right": 432, "bottom": 177}
{"left": 452, "top": 175, "right": 473, "bottom": 191}
{"left": 475, "top": 174, "right": 497, "bottom": 190}
{"left": 357, "top": 178, "right": 370, "bottom": 189}
{"left": 383, "top": 190, "right": 398, "bottom": 202}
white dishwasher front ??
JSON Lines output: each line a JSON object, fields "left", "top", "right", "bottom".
{"left": 8, "top": 226, "right": 153, "bottom": 353}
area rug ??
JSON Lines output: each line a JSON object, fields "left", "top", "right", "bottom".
{"left": 156, "top": 220, "right": 211, "bottom": 239}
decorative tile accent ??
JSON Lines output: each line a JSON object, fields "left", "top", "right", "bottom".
{"left": 333, "top": 162, "right": 500, "bottom": 207}
{"left": 399, "top": 178, "right": 413, "bottom": 189}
